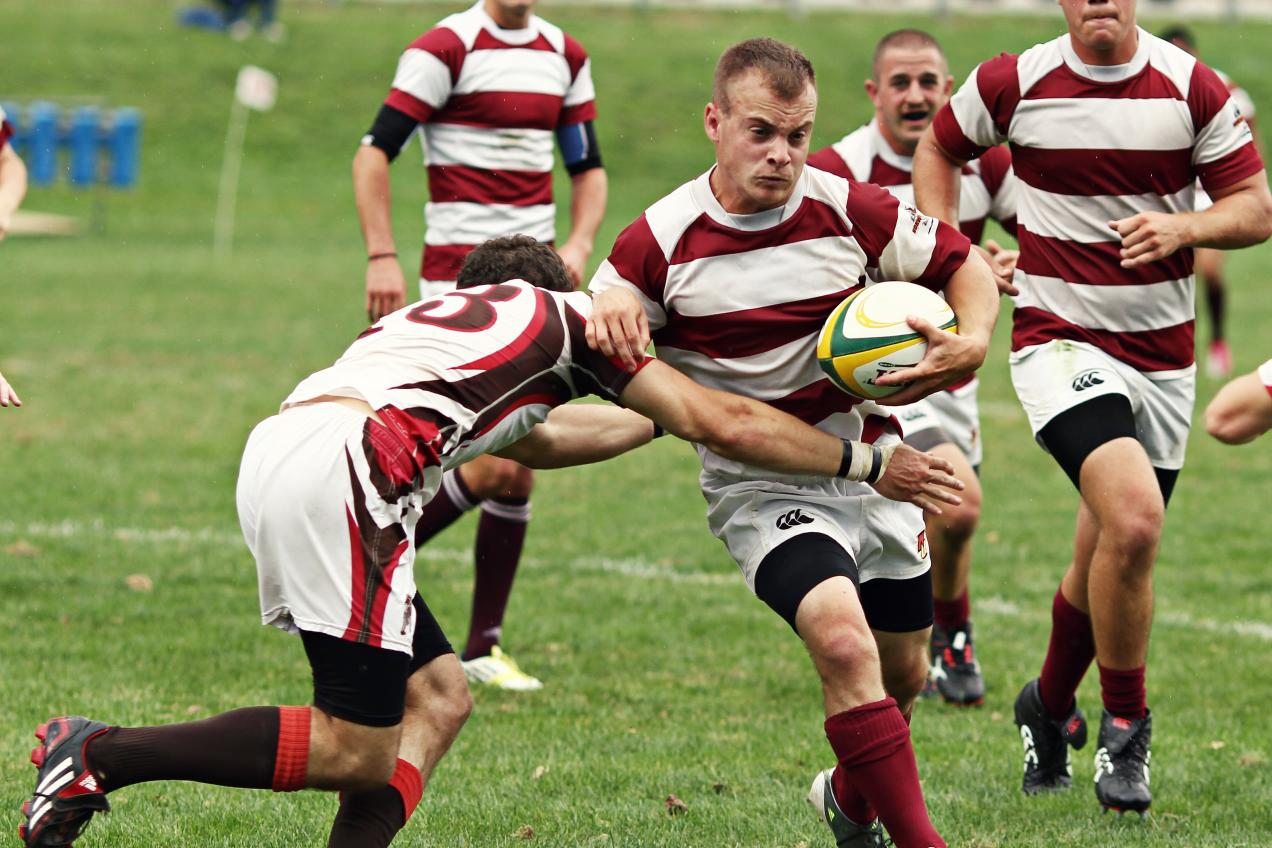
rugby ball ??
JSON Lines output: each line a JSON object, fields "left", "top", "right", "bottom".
{"left": 816, "top": 281, "right": 957, "bottom": 400}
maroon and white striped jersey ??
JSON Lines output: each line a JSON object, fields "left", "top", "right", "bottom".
{"left": 808, "top": 121, "right": 1018, "bottom": 244}
{"left": 0, "top": 105, "right": 12, "bottom": 148}
{"left": 587, "top": 165, "right": 971, "bottom": 484}
{"left": 933, "top": 29, "right": 1264, "bottom": 375}
{"left": 284, "top": 281, "right": 639, "bottom": 480}
{"left": 383, "top": 2, "right": 597, "bottom": 282}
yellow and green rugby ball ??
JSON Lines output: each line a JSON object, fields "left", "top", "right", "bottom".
{"left": 816, "top": 281, "right": 958, "bottom": 400}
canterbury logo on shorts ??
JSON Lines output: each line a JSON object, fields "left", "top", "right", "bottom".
{"left": 1072, "top": 370, "right": 1105, "bottom": 392}
{"left": 776, "top": 509, "right": 815, "bottom": 530}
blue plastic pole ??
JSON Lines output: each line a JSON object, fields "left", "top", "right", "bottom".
{"left": 107, "top": 108, "right": 142, "bottom": 188}
{"left": 28, "top": 102, "right": 59, "bottom": 187}
{"left": 68, "top": 106, "right": 100, "bottom": 186}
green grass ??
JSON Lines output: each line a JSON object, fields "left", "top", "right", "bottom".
{"left": 2, "top": 1, "right": 1271, "bottom": 845}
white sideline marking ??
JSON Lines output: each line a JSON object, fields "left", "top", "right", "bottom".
{"left": 2, "top": 520, "right": 1268, "bottom": 640}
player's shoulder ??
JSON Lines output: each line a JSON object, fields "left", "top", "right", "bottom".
{"left": 409, "top": 4, "right": 485, "bottom": 52}
{"left": 635, "top": 178, "right": 705, "bottom": 254}
{"left": 526, "top": 14, "right": 578, "bottom": 57}
{"left": 1143, "top": 30, "right": 1205, "bottom": 95}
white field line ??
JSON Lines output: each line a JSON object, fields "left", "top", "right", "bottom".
{"left": 2, "top": 519, "right": 1268, "bottom": 639}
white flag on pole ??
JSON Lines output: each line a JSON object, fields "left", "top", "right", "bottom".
{"left": 235, "top": 66, "right": 278, "bottom": 112}
{"left": 216, "top": 66, "right": 277, "bottom": 258}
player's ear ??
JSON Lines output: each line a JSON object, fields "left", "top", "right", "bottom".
{"left": 704, "top": 102, "right": 721, "bottom": 142}
{"left": 864, "top": 79, "right": 878, "bottom": 101}
{"left": 943, "top": 75, "right": 954, "bottom": 98}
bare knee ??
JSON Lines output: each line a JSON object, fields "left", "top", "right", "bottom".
{"left": 881, "top": 647, "right": 928, "bottom": 710}
{"left": 936, "top": 488, "right": 980, "bottom": 544}
{"left": 462, "top": 458, "right": 534, "bottom": 500}
{"left": 808, "top": 619, "right": 879, "bottom": 678}
{"left": 1104, "top": 503, "right": 1163, "bottom": 562}
{"left": 406, "top": 657, "right": 474, "bottom": 739}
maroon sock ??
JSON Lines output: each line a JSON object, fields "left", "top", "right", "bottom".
{"left": 86, "top": 706, "right": 310, "bottom": 793}
{"left": 1038, "top": 587, "right": 1095, "bottom": 721}
{"left": 1098, "top": 664, "right": 1147, "bottom": 720}
{"left": 463, "top": 496, "right": 530, "bottom": 660}
{"left": 328, "top": 758, "right": 422, "bottom": 848}
{"left": 933, "top": 590, "right": 970, "bottom": 631}
{"left": 414, "top": 469, "right": 480, "bottom": 548}
{"left": 825, "top": 698, "right": 946, "bottom": 848}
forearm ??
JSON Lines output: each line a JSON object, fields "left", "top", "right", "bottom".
{"left": 1205, "top": 372, "right": 1272, "bottom": 444}
{"left": 353, "top": 145, "right": 396, "bottom": 255}
{"left": 941, "top": 249, "right": 998, "bottom": 353}
{"left": 1186, "top": 179, "right": 1272, "bottom": 249}
{"left": 690, "top": 392, "right": 844, "bottom": 475}
{"left": 496, "top": 403, "right": 654, "bottom": 468}
{"left": 0, "top": 148, "right": 28, "bottom": 218}
{"left": 562, "top": 168, "right": 607, "bottom": 253}
{"left": 913, "top": 130, "right": 963, "bottom": 228}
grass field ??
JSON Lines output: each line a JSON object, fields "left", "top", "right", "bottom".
{"left": 2, "top": 1, "right": 1271, "bottom": 845}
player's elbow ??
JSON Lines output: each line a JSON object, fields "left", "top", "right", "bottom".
{"left": 1205, "top": 405, "right": 1257, "bottom": 445}
{"left": 696, "top": 398, "right": 763, "bottom": 458}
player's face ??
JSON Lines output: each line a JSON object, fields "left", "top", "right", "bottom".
{"left": 865, "top": 46, "right": 952, "bottom": 156}
{"left": 705, "top": 71, "right": 817, "bottom": 215}
{"left": 483, "top": 0, "right": 536, "bottom": 28}
{"left": 1059, "top": 0, "right": 1138, "bottom": 63}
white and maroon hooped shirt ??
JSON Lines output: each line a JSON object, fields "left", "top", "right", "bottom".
{"left": 808, "top": 120, "right": 1018, "bottom": 244}
{"left": 933, "top": 29, "right": 1263, "bottom": 377}
{"left": 588, "top": 165, "right": 971, "bottom": 486}
{"left": 384, "top": 2, "right": 597, "bottom": 281}
{"left": 285, "top": 282, "right": 639, "bottom": 486}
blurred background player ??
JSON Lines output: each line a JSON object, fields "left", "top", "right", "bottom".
{"left": 1, "top": 105, "right": 27, "bottom": 408}
{"left": 808, "top": 28, "right": 1020, "bottom": 707}
{"left": 1205, "top": 359, "right": 1272, "bottom": 443}
{"left": 352, "top": 0, "right": 608, "bottom": 690}
{"left": 1160, "top": 25, "right": 1262, "bottom": 378}
{"left": 588, "top": 38, "right": 1000, "bottom": 848}
{"left": 20, "top": 236, "right": 961, "bottom": 848}
{"left": 177, "top": 0, "right": 284, "bottom": 42}
{"left": 916, "top": 0, "right": 1272, "bottom": 814}
{"left": 0, "top": 104, "right": 28, "bottom": 240}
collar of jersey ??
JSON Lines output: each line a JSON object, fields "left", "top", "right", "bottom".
{"left": 472, "top": 1, "right": 541, "bottom": 45}
{"left": 693, "top": 167, "right": 807, "bottom": 232}
{"left": 1059, "top": 26, "right": 1150, "bottom": 83}
{"left": 868, "top": 119, "right": 914, "bottom": 174}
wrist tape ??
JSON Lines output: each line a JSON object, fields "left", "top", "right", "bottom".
{"left": 838, "top": 440, "right": 895, "bottom": 484}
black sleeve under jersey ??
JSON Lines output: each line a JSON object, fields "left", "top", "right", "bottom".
{"left": 557, "top": 120, "right": 604, "bottom": 176}
{"left": 361, "top": 104, "right": 419, "bottom": 163}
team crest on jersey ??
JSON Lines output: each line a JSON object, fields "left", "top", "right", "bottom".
{"left": 917, "top": 528, "right": 928, "bottom": 560}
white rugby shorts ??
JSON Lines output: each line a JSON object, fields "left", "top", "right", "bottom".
{"left": 701, "top": 475, "right": 930, "bottom": 592}
{"left": 892, "top": 378, "right": 982, "bottom": 466}
{"left": 1009, "top": 339, "right": 1195, "bottom": 470}
{"left": 236, "top": 403, "right": 441, "bottom": 655}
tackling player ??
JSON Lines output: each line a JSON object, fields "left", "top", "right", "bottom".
{"left": 20, "top": 236, "right": 961, "bottom": 848}
{"left": 587, "top": 38, "right": 1000, "bottom": 848}
{"left": 353, "top": 0, "right": 609, "bottom": 690}
{"left": 808, "top": 28, "right": 1020, "bottom": 706}
{"left": 914, "top": 0, "right": 1272, "bottom": 814}
{"left": 1205, "top": 360, "right": 1272, "bottom": 444}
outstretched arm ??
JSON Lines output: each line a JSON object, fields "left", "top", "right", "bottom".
{"left": 492, "top": 403, "right": 655, "bottom": 468}
{"left": 619, "top": 361, "right": 964, "bottom": 514}
{"left": 1205, "top": 367, "right": 1272, "bottom": 445}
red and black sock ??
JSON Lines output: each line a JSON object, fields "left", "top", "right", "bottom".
{"left": 463, "top": 496, "right": 530, "bottom": 660}
{"left": 1098, "top": 664, "right": 1147, "bottom": 721}
{"left": 933, "top": 590, "right": 970, "bottom": 632}
{"left": 327, "top": 758, "right": 422, "bottom": 848}
{"left": 85, "top": 705, "right": 310, "bottom": 793}
{"left": 1038, "top": 587, "right": 1096, "bottom": 721}
{"left": 414, "top": 469, "right": 480, "bottom": 548}
{"left": 825, "top": 698, "right": 945, "bottom": 848}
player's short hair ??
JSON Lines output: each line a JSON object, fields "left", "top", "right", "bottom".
{"left": 713, "top": 38, "right": 816, "bottom": 113}
{"left": 872, "top": 29, "right": 947, "bottom": 81}
{"left": 1159, "top": 26, "right": 1195, "bottom": 49}
{"left": 456, "top": 235, "right": 572, "bottom": 293}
